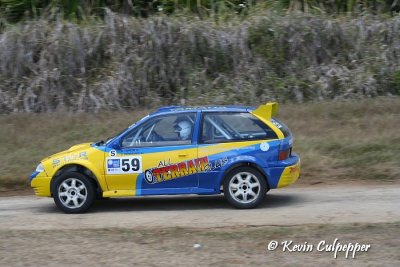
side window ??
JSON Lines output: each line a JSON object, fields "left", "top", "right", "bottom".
{"left": 121, "top": 113, "right": 196, "bottom": 147}
{"left": 200, "top": 112, "right": 277, "bottom": 143}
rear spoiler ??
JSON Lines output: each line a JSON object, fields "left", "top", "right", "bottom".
{"left": 251, "top": 102, "right": 278, "bottom": 120}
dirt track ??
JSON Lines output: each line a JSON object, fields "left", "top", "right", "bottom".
{"left": 0, "top": 185, "right": 399, "bottom": 230}
{"left": 1, "top": 185, "right": 400, "bottom": 267}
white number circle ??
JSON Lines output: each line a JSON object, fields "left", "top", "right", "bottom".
{"left": 260, "top": 142, "right": 270, "bottom": 152}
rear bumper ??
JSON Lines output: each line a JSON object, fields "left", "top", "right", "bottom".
{"left": 265, "top": 154, "right": 300, "bottom": 189}
{"left": 31, "top": 176, "right": 52, "bottom": 197}
{"left": 276, "top": 159, "right": 300, "bottom": 188}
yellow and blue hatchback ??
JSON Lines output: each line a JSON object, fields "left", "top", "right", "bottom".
{"left": 30, "top": 102, "right": 300, "bottom": 213}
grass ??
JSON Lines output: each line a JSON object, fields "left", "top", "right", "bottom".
{"left": 281, "top": 97, "right": 400, "bottom": 183}
{"left": 0, "top": 110, "right": 148, "bottom": 189}
{"left": 0, "top": 97, "right": 399, "bottom": 190}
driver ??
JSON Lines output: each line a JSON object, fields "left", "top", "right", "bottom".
{"left": 174, "top": 120, "right": 193, "bottom": 140}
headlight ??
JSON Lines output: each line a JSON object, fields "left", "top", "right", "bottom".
{"left": 35, "top": 163, "right": 45, "bottom": 173}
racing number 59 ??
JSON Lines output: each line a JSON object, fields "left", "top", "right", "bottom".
{"left": 121, "top": 158, "right": 140, "bottom": 172}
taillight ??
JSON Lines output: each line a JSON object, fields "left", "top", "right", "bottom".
{"left": 278, "top": 149, "right": 290, "bottom": 161}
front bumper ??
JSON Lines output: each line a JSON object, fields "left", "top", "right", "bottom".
{"left": 30, "top": 175, "right": 52, "bottom": 197}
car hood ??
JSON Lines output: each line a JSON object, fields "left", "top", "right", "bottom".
{"left": 46, "top": 142, "right": 93, "bottom": 160}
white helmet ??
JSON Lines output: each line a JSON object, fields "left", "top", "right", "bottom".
{"left": 174, "top": 121, "right": 192, "bottom": 140}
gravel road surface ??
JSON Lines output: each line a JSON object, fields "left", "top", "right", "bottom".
{"left": 1, "top": 185, "right": 399, "bottom": 230}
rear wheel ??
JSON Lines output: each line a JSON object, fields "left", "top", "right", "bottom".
{"left": 51, "top": 171, "right": 95, "bottom": 213}
{"left": 223, "top": 167, "right": 267, "bottom": 209}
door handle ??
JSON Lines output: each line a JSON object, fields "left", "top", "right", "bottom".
{"left": 178, "top": 153, "right": 188, "bottom": 157}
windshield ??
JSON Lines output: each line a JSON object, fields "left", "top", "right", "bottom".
{"left": 97, "top": 115, "right": 150, "bottom": 146}
{"left": 121, "top": 113, "right": 196, "bottom": 147}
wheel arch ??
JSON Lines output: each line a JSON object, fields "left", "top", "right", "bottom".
{"left": 50, "top": 164, "right": 103, "bottom": 195}
{"left": 220, "top": 161, "right": 270, "bottom": 191}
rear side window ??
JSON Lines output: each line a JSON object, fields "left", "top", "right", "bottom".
{"left": 200, "top": 112, "right": 278, "bottom": 143}
{"left": 271, "top": 118, "right": 291, "bottom": 137}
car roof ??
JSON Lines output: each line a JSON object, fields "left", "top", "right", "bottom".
{"left": 151, "top": 105, "right": 256, "bottom": 115}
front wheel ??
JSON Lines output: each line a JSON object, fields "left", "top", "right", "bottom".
{"left": 223, "top": 167, "right": 267, "bottom": 209}
{"left": 51, "top": 172, "right": 95, "bottom": 214}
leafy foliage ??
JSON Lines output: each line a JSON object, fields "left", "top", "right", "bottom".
{"left": 0, "top": 0, "right": 253, "bottom": 22}
{"left": 0, "top": 1, "right": 399, "bottom": 23}
{"left": 0, "top": 12, "right": 399, "bottom": 113}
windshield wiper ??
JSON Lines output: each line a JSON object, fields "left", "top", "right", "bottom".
{"left": 95, "top": 140, "right": 105, "bottom": 146}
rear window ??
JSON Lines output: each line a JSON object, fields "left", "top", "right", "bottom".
{"left": 271, "top": 118, "right": 291, "bottom": 137}
{"left": 200, "top": 112, "right": 278, "bottom": 143}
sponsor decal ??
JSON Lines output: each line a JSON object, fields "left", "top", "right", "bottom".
{"left": 271, "top": 118, "right": 283, "bottom": 129}
{"left": 158, "top": 159, "right": 171, "bottom": 167}
{"left": 64, "top": 152, "right": 88, "bottom": 162}
{"left": 106, "top": 156, "right": 142, "bottom": 174}
{"left": 52, "top": 159, "right": 61, "bottom": 168}
{"left": 289, "top": 165, "right": 300, "bottom": 173}
{"left": 109, "top": 150, "right": 117, "bottom": 157}
{"left": 107, "top": 159, "right": 120, "bottom": 168}
{"left": 52, "top": 152, "right": 88, "bottom": 168}
{"left": 144, "top": 156, "right": 228, "bottom": 184}
{"left": 172, "top": 106, "right": 228, "bottom": 111}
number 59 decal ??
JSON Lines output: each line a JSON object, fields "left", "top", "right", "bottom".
{"left": 106, "top": 156, "right": 142, "bottom": 174}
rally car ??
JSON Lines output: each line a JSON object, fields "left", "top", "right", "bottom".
{"left": 30, "top": 102, "right": 300, "bottom": 213}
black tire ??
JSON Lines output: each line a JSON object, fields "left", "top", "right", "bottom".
{"left": 51, "top": 171, "right": 96, "bottom": 214}
{"left": 223, "top": 167, "right": 267, "bottom": 209}
{"left": 96, "top": 194, "right": 110, "bottom": 201}
{"left": 95, "top": 187, "right": 108, "bottom": 200}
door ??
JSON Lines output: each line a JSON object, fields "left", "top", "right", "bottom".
{"left": 104, "top": 112, "right": 199, "bottom": 195}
